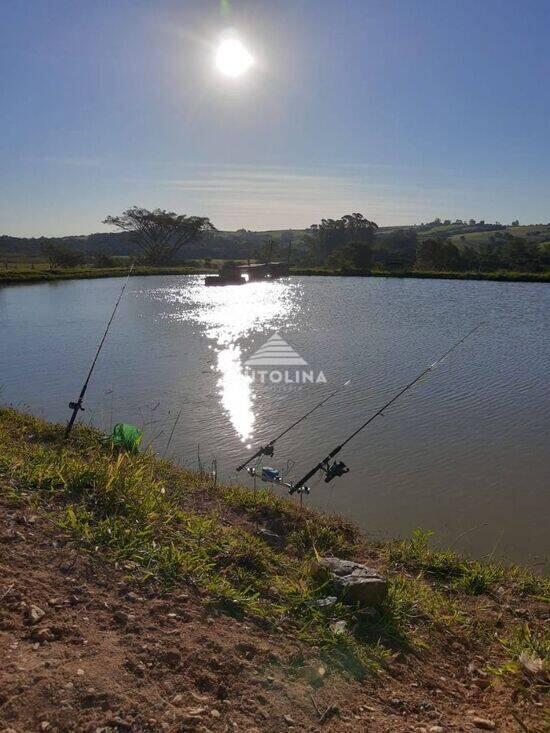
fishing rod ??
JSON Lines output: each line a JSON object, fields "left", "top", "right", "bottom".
{"left": 236, "top": 378, "right": 351, "bottom": 472}
{"left": 289, "top": 324, "right": 482, "bottom": 494}
{"left": 64, "top": 264, "right": 134, "bottom": 439}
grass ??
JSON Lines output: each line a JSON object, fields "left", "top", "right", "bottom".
{"left": 491, "top": 624, "right": 550, "bottom": 700}
{"left": 0, "top": 407, "right": 547, "bottom": 683}
{"left": 0, "top": 265, "right": 214, "bottom": 285}
{"left": 291, "top": 267, "right": 550, "bottom": 283}
{"left": 387, "top": 529, "right": 550, "bottom": 600}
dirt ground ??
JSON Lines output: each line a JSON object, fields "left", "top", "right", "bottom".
{"left": 0, "top": 495, "right": 546, "bottom": 733}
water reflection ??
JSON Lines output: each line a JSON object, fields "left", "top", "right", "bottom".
{"left": 153, "top": 276, "right": 300, "bottom": 441}
{"left": 216, "top": 344, "right": 254, "bottom": 442}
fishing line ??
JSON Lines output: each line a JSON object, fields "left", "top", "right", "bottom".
{"left": 290, "top": 324, "right": 483, "bottom": 494}
{"left": 235, "top": 378, "right": 351, "bottom": 472}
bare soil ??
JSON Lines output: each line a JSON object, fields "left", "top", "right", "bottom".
{"left": 0, "top": 494, "right": 547, "bottom": 733}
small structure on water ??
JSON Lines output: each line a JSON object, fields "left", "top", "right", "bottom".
{"left": 204, "top": 260, "right": 289, "bottom": 286}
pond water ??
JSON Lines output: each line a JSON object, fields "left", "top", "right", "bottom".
{"left": 1, "top": 275, "right": 548, "bottom": 569}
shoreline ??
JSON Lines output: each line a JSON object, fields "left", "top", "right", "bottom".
{"left": 0, "top": 407, "right": 547, "bottom": 730}
{"left": 0, "top": 407, "right": 547, "bottom": 731}
{"left": 1, "top": 265, "right": 548, "bottom": 286}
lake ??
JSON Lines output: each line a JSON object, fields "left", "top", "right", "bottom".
{"left": 1, "top": 275, "right": 548, "bottom": 570}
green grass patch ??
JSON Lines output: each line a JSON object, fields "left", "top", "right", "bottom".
{"left": 0, "top": 408, "right": 413, "bottom": 678}
{"left": 387, "top": 529, "right": 549, "bottom": 599}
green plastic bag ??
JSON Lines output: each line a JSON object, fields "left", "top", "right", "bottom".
{"left": 103, "top": 423, "right": 143, "bottom": 453}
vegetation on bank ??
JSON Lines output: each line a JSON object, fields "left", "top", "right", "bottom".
{"left": 1, "top": 264, "right": 549, "bottom": 285}
{"left": 0, "top": 407, "right": 548, "bottom": 688}
{"left": 291, "top": 267, "right": 550, "bottom": 283}
{"left": 0, "top": 265, "right": 212, "bottom": 285}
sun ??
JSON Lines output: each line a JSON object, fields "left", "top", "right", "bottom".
{"left": 215, "top": 38, "right": 254, "bottom": 78}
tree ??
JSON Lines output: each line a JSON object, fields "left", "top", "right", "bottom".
{"left": 41, "top": 243, "right": 85, "bottom": 269}
{"left": 415, "top": 238, "right": 463, "bottom": 271}
{"left": 303, "top": 213, "right": 378, "bottom": 265}
{"left": 103, "top": 207, "right": 215, "bottom": 264}
{"left": 92, "top": 251, "right": 115, "bottom": 268}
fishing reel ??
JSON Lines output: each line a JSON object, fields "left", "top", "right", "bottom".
{"left": 247, "top": 466, "right": 310, "bottom": 495}
{"left": 259, "top": 444, "right": 274, "bottom": 458}
{"left": 321, "top": 460, "right": 349, "bottom": 483}
{"left": 68, "top": 400, "right": 84, "bottom": 412}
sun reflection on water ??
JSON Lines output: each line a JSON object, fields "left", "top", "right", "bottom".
{"left": 156, "top": 277, "right": 300, "bottom": 442}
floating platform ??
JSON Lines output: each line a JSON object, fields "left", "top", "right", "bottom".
{"left": 204, "top": 275, "right": 247, "bottom": 286}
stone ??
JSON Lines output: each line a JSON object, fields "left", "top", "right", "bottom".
{"left": 428, "top": 727, "right": 445, "bottom": 733}
{"left": 316, "top": 557, "right": 388, "bottom": 606}
{"left": 30, "top": 627, "right": 55, "bottom": 643}
{"left": 256, "top": 527, "right": 283, "bottom": 548}
{"left": 472, "top": 719, "right": 496, "bottom": 730}
{"left": 26, "top": 604, "right": 46, "bottom": 625}
{"left": 330, "top": 620, "right": 347, "bottom": 635}
{"left": 310, "top": 596, "right": 337, "bottom": 608}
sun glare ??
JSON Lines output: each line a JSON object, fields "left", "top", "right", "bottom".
{"left": 215, "top": 38, "right": 254, "bottom": 78}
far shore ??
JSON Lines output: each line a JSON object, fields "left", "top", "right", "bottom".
{"left": 0, "top": 264, "right": 549, "bottom": 286}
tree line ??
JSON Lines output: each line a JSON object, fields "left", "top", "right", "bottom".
{"left": 30, "top": 206, "right": 550, "bottom": 274}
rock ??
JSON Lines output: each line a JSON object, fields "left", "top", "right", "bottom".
{"left": 330, "top": 620, "right": 347, "bottom": 635}
{"left": 211, "top": 709, "right": 221, "bottom": 718}
{"left": 472, "top": 719, "right": 496, "bottom": 730}
{"left": 184, "top": 707, "right": 206, "bottom": 717}
{"left": 310, "top": 596, "right": 337, "bottom": 608}
{"left": 30, "top": 627, "right": 55, "bottom": 643}
{"left": 519, "top": 651, "right": 545, "bottom": 674}
{"left": 429, "top": 727, "right": 445, "bottom": 733}
{"left": 283, "top": 715, "right": 295, "bottom": 725}
{"left": 26, "top": 604, "right": 46, "bottom": 625}
{"left": 113, "top": 610, "right": 135, "bottom": 625}
{"left": 256, "top": 527, "right": 283, "bottom": 548}
{"left": 316, "top": 557, "right": 388, "bottom": 606}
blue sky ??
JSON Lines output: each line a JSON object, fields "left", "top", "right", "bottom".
{"left": 1, "top": 0, "right": 549, "bottom": 236}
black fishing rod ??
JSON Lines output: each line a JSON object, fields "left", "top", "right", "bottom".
{"left": 289, "top": 324, "right": 482, "bottom": 494}
{"left": 64, "top": 264, "right": 134, "bottom": 438}
{"left": 236, "top": 378, "right": 351, "bottom": 472}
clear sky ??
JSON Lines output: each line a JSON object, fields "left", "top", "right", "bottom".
{"left": 1, "top": 0, "right": 549, "bottom": 236}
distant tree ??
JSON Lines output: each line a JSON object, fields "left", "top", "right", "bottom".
{"left": 501, "top": 237, "right": 539, "bottom": 271}
{"left": 478, "top": 241, "right": 500, "bottom": 271}
{"left": 375, "top": 228, "right": 417, "bottom": 270}
{"left": 92, "top": 251, "right": 115, "bottom": 268}
{"left": 415, "top": 238, "right": 462, "bottom": 271}
{"left": 469, "top": 219, "right": 476, "bottom": 226}
{"left": 103, "top": 207, "right": 215, "bottom": 264}
{"left": 41, "top": 243, "right": 85, "bottom": 269}
{"left": 511, "top": 219, "right": 520, "bottom": 226}
{"left": 347, "top": 241, "right": 373, "bottom": 269}
{"left": 256, "top": 238, "right": 280, "bottom": 263}
{"left": 304, "top": 212, "right": 378, "bottom": 265}
{"left": 444, "top": 219, "right": 451, "bottom": 225}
